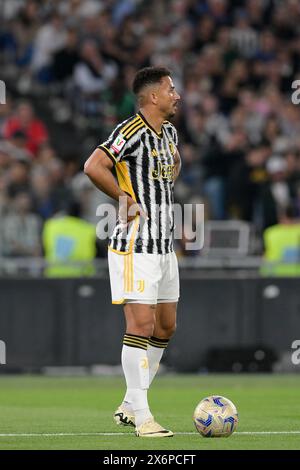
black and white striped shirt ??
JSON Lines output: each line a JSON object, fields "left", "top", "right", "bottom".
{"left": 98, "top": 111, "right": 178, "bottom": 254}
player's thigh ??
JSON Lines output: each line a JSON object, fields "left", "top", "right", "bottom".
{"left": 153, "top": 302, "right": 177, "bottom": 338}
{"left": 157, "top": 252, "right": 180, "bottom": 302}
{"left": 124, "top": 302, "right": 157, "bottom": 336}
{"left": 108, "top": 251, "right": 160, "bottom": 304}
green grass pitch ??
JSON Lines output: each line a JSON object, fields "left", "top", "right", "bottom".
{"left": 0, "top": 374, "right": 299, "bottom": 450}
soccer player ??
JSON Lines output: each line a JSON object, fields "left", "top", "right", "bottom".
{"left": 84, "top": 66, "right": 181, "bottom": 437}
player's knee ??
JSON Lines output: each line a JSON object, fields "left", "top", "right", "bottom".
{"left": 165, "top": 322, "right": 177, "bottom": 338}
{"left": 137, "top": 322, "right": 154, "bottom": 338}
{"left": 156, "top": 322, "right": 177, "bottom": 339}
{"left": 128, "top": 318, "right": 155, "bottom": 338}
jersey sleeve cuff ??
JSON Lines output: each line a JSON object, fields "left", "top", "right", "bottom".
{"left": 97, "top": 145, "right": 117, "bottom": 165}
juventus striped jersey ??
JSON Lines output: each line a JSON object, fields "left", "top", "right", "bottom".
{"left": 98, "top": 111, "right": 178, "bottom": 254}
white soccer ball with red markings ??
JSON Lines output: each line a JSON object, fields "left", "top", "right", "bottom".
{"left": 193, "top": 395, "right": 238, "bottom": 437}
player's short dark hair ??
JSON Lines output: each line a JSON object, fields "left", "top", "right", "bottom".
{"left": 132, "top": 66, "right": 171, "bottom": 95}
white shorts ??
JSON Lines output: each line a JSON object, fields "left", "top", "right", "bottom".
{"left": 108, "top": 249, "right": 180, "bottom": 305}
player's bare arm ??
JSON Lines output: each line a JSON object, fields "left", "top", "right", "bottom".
{"left": 174, "top": 149, "right": 181, "bottom": 181}
{"left": 84, "top": 148, "right": 122, "bottom": 200}
{"left": 84, "top": 148, "right": 145, "bottom": 222}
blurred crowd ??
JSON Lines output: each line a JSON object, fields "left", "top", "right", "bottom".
{"left": 1, "top": 0, "right": 300, "bottom": 262}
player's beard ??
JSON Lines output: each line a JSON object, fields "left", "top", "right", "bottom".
{"left": 161, "top": 102, "right": 178, "bottom": 120}
{"left": 167, "top": 110, "right": 175, "bottom": 119}
{"left": 166, "top": 106, "right": 177, "bottom": 120}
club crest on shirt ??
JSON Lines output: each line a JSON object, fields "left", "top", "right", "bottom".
{"left": 111, "top": 134, "right": 126, "bottom": 154}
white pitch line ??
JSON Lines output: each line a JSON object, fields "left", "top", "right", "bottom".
{"left": 0, "top": 431, "right": 300, "bottom": 437}
{"left": 234, "top": 431, "right": 300, "bottom": 435}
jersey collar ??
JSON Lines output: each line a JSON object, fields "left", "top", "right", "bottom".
{"left": 138, "top": 111, "right": 163, "bottom": 139}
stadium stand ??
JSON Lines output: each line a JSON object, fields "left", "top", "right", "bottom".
{"left": 1, "top": 0, "right": 300, "bottom": 274}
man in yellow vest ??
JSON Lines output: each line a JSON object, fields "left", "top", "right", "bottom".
{"left": 43, "top": 201, "right": 96, "bottom": 277}
{"left": 261, "top": 205, "right": 300, "bottom": 276}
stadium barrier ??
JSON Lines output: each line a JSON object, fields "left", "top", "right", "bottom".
{"left": 0, "top": 277, "right": 299, "bottom": 373}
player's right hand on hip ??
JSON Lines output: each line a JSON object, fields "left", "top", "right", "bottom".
{"left": 119, "top": 195, "right": 148, "bottom": 225}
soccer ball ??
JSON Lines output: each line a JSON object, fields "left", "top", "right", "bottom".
{"left": 193, "top": 395, "right": 238, "bottom": 437}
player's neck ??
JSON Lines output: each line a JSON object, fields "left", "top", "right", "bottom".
{"left": 139, "top": 108, "right": 164, "bottom": 135}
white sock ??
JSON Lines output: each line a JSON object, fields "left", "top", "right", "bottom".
{"left": 122, "top": 391, "right": 133, "bottom": 413}
{"left": 121, "top": 334, "right": 152, "bottom": 427}
{"left": 122, "top": 337, "right": 169, "bottom": 411}
{"left": 147, "top": 336, "right": 169, "bottom": 385}
{"left": 147, "top": 345, "right": 165, "bottom": 385}
{"left": 134, "top": 406, "right": 153, "bottom": 427}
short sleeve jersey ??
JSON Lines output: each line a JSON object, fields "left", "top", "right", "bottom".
{"left": 98, "top": 111, "right": 178, "bottom": 254}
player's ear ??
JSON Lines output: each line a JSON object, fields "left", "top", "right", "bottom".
{"left": 150, "top": 91, "right": 158, "bottom": 105}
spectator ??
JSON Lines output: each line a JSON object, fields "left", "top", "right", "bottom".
{"left": 31, "top": 167, "right": 57, "bottom": 220}
{"left": 31, "top": 12, "right": 66, "bottom": 82}
{"left": 228, "top": 145, "right": 269, "bottom": 223}
{"left": 6, "top": 129, "right": 33, "bottom": 160}
{"left": 261, "top": 155, "right": 294, "bottom": 229}
{"left": 42, "top": 200, "right": 96, "bottom": 277}
{"left": 0, "top": 141, "right": 13, "bottom": 175}
{"left": 47, "top": 158, "right": 75, "bottom": 213}
{"left": 230, "top": 9, "right": 258, "bottom": 58}
{"left": 2, "top": 0, "right": 300, "bottom": 263}
{"left": 2, "top": 192, "right": 42, "bottom": 257}
{"left": 73, "top": 39, "right": 117, "bottom": 115}
{"left": 6, "top": 159, "right": 31, "bottom": 199}
{"left": 14, "top": 0, "right": 40, "bottom": 68}
{"left": 3, "top": 101, "right": 49, "bottom": 156}
{"left": 261, "top": 205, "right": 300, "bottom": 276}
{"left": 0, "top": 95, "right": 13, "bottom": 133}
{"left": 53, "top": 27, "right": 80, "bottom": 83}
{"left": 73, "top": 39, "right": 117, "bottom": 95}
